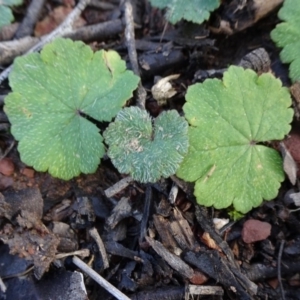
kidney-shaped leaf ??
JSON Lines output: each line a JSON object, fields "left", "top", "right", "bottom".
{"left": 4, "top": 38, "right": 139, "bottom": 180}
{"left": 103, "top": 107, "right": 189, "bottom": 183}
{"left": 149, "top": 0, "right": 220, "bottom": 24}
{"left": 271, "top": 0, "right": 300, "bottom": 82}
{"left": 176, "top": 66, "right": 293, "bottom": 213}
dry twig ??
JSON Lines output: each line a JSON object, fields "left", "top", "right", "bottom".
{"left": 72, "top": 256, "right": 131, "bottom": 300}
{"left": 55, "top": 249, "right": 90, "bottom": 260}
{"left": 89, "top": 227, "right": 109, "bottom": 269}
{"left": 123, "top": 0, "right": 146, "bottom": 109}
{"left": 0, "top": 0, "right": 91, "bottom": 84}
{"left": 185, "top": 285, "right": 224, "bottom": 299}
{"left": 139, "top": 185, "right": 152, "bottom": 243}
{"left": 14, "top": 0, "right": 46, "bottom": 38}
{"left": 146, "top": 236, "right": 194, "bottom": 279}
{"left": 0, "top": 277, "right": 7, "bottom": 293}
{"left": 0, "top": 19, "right": 124, "bottom": 65}
{"left": 278, "top": 240, "right": 286, "bottom": 300}
{"left": 104, "top": 176, "right": 133, "bottom": 198}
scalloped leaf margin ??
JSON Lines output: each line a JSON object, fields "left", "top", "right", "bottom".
{"left": 176, "top": 66, "right": 293, "bottom": 213}
{"left": 271, "top": 0, "right": 300, "bottom": 82}
{"left": 103, "top": 106, "right": 189, "bottom": 183}
{"left": 149, "top": 0, "right": 220, "bottom": 24}
{"left": 4, "top": 38, "right": 140, "bottom": 180}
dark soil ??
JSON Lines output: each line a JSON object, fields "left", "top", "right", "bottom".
{"left": 1, "top": 1, "right": 300, "bottom": 300}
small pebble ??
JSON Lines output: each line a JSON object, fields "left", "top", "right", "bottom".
{"left": 189, "top": 270, "right": 209, "bottom": 285}
{"left": 241, "top": 219, "right": 271, "bottom": 243}
{"left": 0, "top": 158, "right": 15, "bottom": 176}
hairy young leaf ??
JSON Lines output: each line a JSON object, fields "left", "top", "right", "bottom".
{"left": 4, "top": 38, "right": 139, "bottom": 180}
{"left": 149, "top": 0, "right": 220, "bottom": 24}
{"left": 0, "top": 0, "right": 23, "bottom": 29}
{"left": 103, "top": 107, "right": 189, "bottom": 183}
{"left": 271, "top": 0, "right": 300, "bottom": 82}
{"left": 177, "top": 66, "right": 293, "bottom": 213}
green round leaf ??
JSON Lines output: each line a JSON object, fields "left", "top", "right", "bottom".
{"left": 0, "top": 5, "right": 14, "bottom": 29}
{"left": 1, "top": 0, "right": 23, "bottom": 5}
{"left": 271, "top": 0, "right": 300, "bottom": 82}
{"left": 149, "top": 0, "right": 220, "bottom": 24}
{"left": 4, "top": 38, "right": 139, "bottom": 180}
{"left": 0, "top": 0, "right": 23, "bottom": 29}
{"left": 103, "top": 107, "right": 189, "bottom": 183}
{"left": 176, "top": 66, "right": 293, "bottom": 213}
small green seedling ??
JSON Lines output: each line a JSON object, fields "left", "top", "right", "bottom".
{"left": 4, "top": 38, "right": 139, "bottom": 180}
{"left": 103, "top": 106, "right": 189, "bottom": 183}
{"left": 271, "top": 0, "right": 300, "bottom": 82}
{"left": 149, "top": 0, "right": 220, "bottom": 24}
{"left": 176, "top": 66, "right": 293, "bottom": 213}
{"left": 0, "top": 0, "right": 23, "bottom": 29}
{"left": 227, "top": 208, "right": 245, "bottom": 221}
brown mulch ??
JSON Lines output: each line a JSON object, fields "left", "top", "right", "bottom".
{"left": 1, "top": 1, "right": 300, "bottom": 300}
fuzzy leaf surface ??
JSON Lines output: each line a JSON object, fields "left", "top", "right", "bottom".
{"left": 176, "top": 66, "right": 293, "bottom": 213}
{"left": 4, "top": 38, "right": 139, "bottom": 180}
{"left": 271, "top": 0, "right": 300, "bottom": 82}
{"left": 149, "top": 0, "right": 220, "bottom": 24}
{"left": 104, "top": 107, "right": 189, "bottom": 183}
{"left": 0, "top": 0, "right": 23, "bottom": 28}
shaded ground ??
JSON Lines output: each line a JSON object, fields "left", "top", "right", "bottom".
{"left": 1, "top": 0, "right": 300, "bottom": 299}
